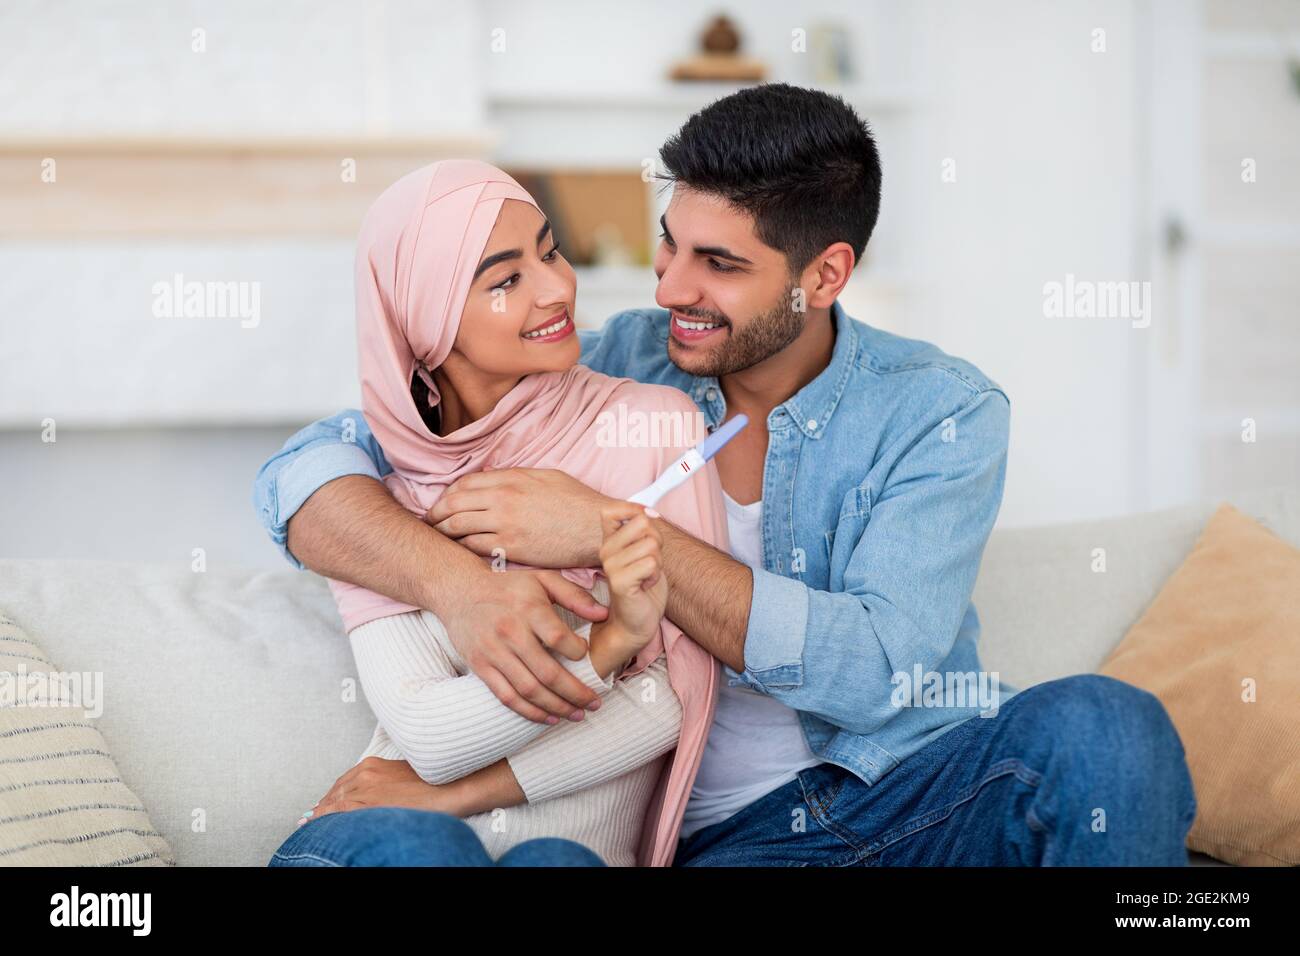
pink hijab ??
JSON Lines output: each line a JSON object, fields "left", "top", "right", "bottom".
{"left": 328, "top": 160, "right": 727, "bottom": 867}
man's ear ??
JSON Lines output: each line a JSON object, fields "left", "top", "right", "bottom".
{"left": 801, "top": 242, "right": 856, "bottom": 310}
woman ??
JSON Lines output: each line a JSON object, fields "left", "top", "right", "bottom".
{"left": 269, "top": 160, "right": 728, "bottom": 867}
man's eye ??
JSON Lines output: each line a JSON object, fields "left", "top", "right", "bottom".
{"left": 542, "top": 244, "right": 561, "bottom": 262}
{"left": 708, "top": 259, "right": 737, "bottom": 274}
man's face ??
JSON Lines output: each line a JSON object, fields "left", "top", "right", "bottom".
{"left": 653, "top": 187, "right": 806, "bottom": 378}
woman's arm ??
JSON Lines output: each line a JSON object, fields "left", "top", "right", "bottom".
{"left": 504, "top": 655, "right": 682, "bottom": 804}
{"left": 358, "top": 724, "right": 528, "bottom": 815}
{"left": 349, "top": 610, "right": 639, "bottom": 786}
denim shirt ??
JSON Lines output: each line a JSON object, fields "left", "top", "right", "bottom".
{"left": 252, "top": 300, "right": 1013, "bottom": 788}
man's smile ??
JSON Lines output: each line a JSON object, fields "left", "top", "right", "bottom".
{"left": 669, "top": 309, "right": 729, "bottom": 345}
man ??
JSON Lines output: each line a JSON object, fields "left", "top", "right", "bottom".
{"left": 254, "top": 84, "right": 1195, "bottom": 865}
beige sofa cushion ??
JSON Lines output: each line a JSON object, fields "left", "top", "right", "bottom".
{"left": 0, "top": 611, "right": 173, "bottom": 866}
{"left": 1099, "top": 504, "right": 1300, "bottom": 866}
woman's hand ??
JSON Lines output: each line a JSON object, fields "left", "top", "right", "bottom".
{"left": 302, "top": 757, "right": 451, "bottom": 825}
{"left": 595, "top": 501, "right": 668, "bottom": 656}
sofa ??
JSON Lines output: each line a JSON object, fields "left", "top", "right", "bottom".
{"left": 5, "top": 486, "right": 1294, "bottom": 866}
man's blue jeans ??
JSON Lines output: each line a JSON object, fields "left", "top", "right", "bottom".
{"left": 269, "top": 807, "right": 604, "bottom": 866}
{"left": 675, "top": 674, "right": 1197, "bottom": 866}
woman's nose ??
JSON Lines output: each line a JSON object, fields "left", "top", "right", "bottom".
{"left": 535, "top": 267, "right": 575, "bottom": 308}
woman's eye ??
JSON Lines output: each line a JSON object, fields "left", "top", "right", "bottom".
{"left": 658, "top": 231, "right": 675, "bottom": 248}
{"left": 542, "top": 244, "right": 561, "bottom": 262}
{"left": 492, "top": 273, "right": 520, "bottom": 292}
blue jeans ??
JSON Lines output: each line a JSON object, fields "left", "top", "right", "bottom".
{"left": 268, "top": 806, "right": 604, "bottom": 867}
{"left": 675, "top": 674, "right": 1197, "bottom": 866}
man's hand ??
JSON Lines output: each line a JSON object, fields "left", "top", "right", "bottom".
{"left": 440, "top": 567, "right": 610, "bottom": 722}
{"left": 304, "top": 757, "right": 451, "bottom": 823}
{"left": 426, "top": 468, "right": 611, "bottom": 569}
{"left": 285, "top": 475, "right": 606, "bottom": 723}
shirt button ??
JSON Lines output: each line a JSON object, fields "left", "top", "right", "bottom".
{"left": 705, "top": 388, "right": 717, "bottom": 400}
{"left": 807, "top": 419, "right": 818, "bottom": 430}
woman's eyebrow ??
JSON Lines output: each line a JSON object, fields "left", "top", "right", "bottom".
{"left": 473, "top": 220, "right": 553, "bottom": 281}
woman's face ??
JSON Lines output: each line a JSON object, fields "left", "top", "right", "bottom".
{"left": 450, "top": 198, "right": 580, "bottom": 377}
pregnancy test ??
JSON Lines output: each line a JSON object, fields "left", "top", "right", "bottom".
{"left": 627, "top": 414, "right": 748, "bottom": 508}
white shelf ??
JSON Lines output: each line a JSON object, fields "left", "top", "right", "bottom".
{"left": 1204, "top": 33, "right": 1300, "bottom": 60}
{"left": 1201, "top": 409, "right": 1300, "bottom": 435}
{"left": 486, "top": 82, "right": 919, "bottom": 169}
{"left": 1202, "top": 223, "right": 1300, "bottom": 247}
{"left": 487, "top": 83, "right": 920, "bottom": 112}
{"left": 0, "top": 132, "right": 499, "bottom": 154}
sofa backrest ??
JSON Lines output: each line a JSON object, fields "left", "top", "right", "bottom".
{"left": 1, "top": 485, "right": 1294, "bottom": 865}
{"left": 973, "top": 485, "right": 1300, "bottom": 689}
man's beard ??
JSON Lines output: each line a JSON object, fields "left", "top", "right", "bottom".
{"left": 668, "top": 287, "right": 806, "bottom": 379}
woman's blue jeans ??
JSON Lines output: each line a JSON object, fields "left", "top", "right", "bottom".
{"left": 269, "top": 807, "right": 604, "bottom": 867}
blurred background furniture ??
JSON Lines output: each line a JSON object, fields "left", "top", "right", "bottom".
{"left": 3, "top": 1, "right": 1297, "bottom": 572}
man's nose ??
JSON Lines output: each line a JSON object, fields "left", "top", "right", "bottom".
{"left": 654, "top": 256, "right": 698, "bottom": 311}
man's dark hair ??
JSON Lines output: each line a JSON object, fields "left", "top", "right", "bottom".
{"left": 658, "top": 83, "right": 882, "bottom": 274}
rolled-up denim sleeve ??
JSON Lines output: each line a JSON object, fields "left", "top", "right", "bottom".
{"left": 736, "top": 388, "right": 1010, "bottom": 735}
{"left": 251, "top": 410, "right": 392, "bottom": 569}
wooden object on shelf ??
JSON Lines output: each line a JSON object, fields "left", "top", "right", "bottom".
{"left": 508, "top": 169, "right": 651, "bottom": 266}
{"left": 0, "top": 133, "right": 496, "bottom": 238}
{"left": 669, "top": 14, "right": 767, "bottom": 83}
{"left": 669, "top": 54, "right": 767, "bottom": 83}
{"left": 702, "top": 15, "right": 742, "bottom": 53}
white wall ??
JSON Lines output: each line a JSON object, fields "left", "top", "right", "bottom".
{"left": 0, "top": 0, "right": 487, "bottom": 428}
{"left": 0, "top": 0, "right": 485, "bottom": 135}
{"left": 0, "top": 426, "right": 292, "bottom": 570}
{"left": 914, "top": 0, "right": 1146, "bottom": 526}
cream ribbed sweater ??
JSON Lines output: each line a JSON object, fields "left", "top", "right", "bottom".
{"left": 347, "top": 589, "right": 683, "bottom": 867}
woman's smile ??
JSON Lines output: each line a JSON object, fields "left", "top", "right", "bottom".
{"left": 520, "top": 308, "right": 574, "bottom": 343}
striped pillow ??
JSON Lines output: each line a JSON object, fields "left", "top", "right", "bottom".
{"left": 0, "top": 612, "right": 173, "bottom": 866}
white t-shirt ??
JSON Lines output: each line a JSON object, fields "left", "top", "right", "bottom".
{"left": 678, "top": 490, "right": 822, "bottom": 839}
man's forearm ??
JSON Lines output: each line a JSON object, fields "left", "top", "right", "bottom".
{"left": 286, "top": 474, "right": 484, "bottom": 614}
{"left": 656, "top": 518, "right": 750, "bottom": 671}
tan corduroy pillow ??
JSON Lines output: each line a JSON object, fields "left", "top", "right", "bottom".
{"left": 0, "top": 611, "right": 174, "bottom": 866}
{"left": 1099, "top": 503, "right": 1300, "bottom": 866}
